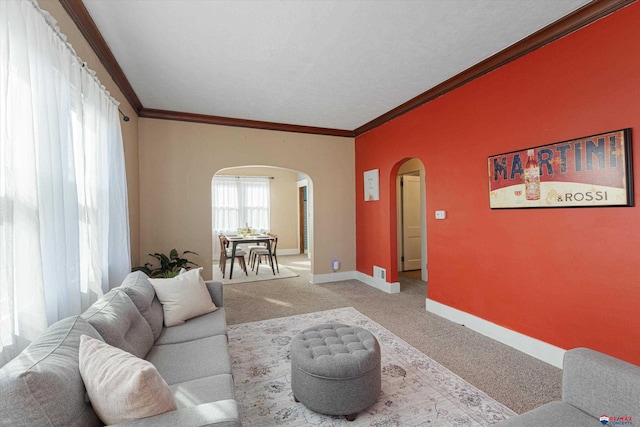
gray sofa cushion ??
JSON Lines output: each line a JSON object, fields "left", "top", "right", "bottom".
{"left": 120, "top": 271, "right": 165, "bottom": 340}
{"left": 155, "top": 308, "right": 227, "bottom": 345}
{"left": 81, "top": 289, "right": 154, "bottom": 359}
{"left": 170, "top": 374, "right": 236, "bottom": 408}
{"left": 497, "top": 348, "right": 640, "bottom": 427}
{"left": 110, "top": 400, "right": 240, "bottom": 427}
{"left": 205, "top": 280, "right": 224, "bottom": 307}
{"left": 0, "top": 316, "right": 103, "bottom": 427}
{"left": 563, "top": 348, "right": 640, "bottom": 420}
{"left": 146, "top": 335, "right": 231, "bottom": 385}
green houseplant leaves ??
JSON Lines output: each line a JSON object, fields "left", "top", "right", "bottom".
{"left": 132, "top": 249, "right": 199, "bottom": 278}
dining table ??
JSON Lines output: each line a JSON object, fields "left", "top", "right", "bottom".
{"left": 225, "top": 234, "right": 275, "bottom": 279}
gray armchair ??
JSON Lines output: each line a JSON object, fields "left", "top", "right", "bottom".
{"left": 498, "top": 347, "right": 639, "bottom": 426}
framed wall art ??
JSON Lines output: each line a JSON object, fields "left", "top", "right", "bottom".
{"left": 488, "top": 129, "right": 633, "bottom": 209}
{"left": 364, "top": 169, "right": 380, "bottom": 201}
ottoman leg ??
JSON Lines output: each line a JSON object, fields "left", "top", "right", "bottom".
{"left": 345, "top": 413, "right": 357, "bottom": 421}
{"left": 294, "top": 396, "right": 299, "bottom": 403}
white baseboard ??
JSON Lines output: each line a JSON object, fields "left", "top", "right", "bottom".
{"left": 355, "top": 272, "right": 400, "bottom": 294}
{"left": 309, "top": 271, "right": 400, "bottom": 295}
{"left": 426, "top": 298, "right": 566, "bottom": 368}
{"left": 310, "top": 271, "right": 356, "bottom": 284}
{"left": 277, "top": 248, "right": 302, "bottom": 256}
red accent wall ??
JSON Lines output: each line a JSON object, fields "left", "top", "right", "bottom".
{"left": 355, "top": 3, "right": 640, "bottom": 365}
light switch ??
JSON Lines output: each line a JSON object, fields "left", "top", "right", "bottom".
{"left": 435, "top": 210, "right": 446, "bottom": 220}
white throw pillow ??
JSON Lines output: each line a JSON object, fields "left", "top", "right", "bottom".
{"left": 148, "top": 267, "right": 217, "bottom": 327}
{"left": 78, "top": 335, "right": 176, "bottom": 425}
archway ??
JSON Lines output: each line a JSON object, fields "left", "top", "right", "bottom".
{"left": 211, "top": 165, "right": 314, "bottom": 274}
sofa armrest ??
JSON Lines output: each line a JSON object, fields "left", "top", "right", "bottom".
{"left": 563, "top": 348, "right": 640, "bottom": 419}
{"left": 111, "top": 400, "right": 240, "bottom": 427}
{"left": 205, "top": 280, "right": 224, "bottom": 307}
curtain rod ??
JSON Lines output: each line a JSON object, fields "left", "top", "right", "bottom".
{"left": 119, "top": 109, "right": 130, "bottom": 122}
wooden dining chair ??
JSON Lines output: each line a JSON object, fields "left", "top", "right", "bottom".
{"left": 250, "top": 234, "right": 279, "bottom": 274}
{"left": 247, "top": 237, "right": 267, "bottom": 270}
{"left": 247, "top": 233, "right": 272, "bottom": 269}
{"left": 218, "top": 234, "right": 248, "bottom": 278}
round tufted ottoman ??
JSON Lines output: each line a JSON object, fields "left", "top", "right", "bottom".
{"left": 290, "top": 323, "right": 381, "bottom": 421}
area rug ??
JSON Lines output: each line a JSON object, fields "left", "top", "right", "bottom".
{"left": 227, "top": 307, "right": 516, "bottom": 426}
{"left": 213, "top": 263, "right": 298, "bottom": 285}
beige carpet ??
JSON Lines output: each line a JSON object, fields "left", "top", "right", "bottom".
{"left": 224, "top": 255, "right": 562, "bottom": 415}
{"left": 213, "top": 263, "right": 298, "bottom": 284}
{"left": 229, "top": 307, "right": 516, "bottom": 425}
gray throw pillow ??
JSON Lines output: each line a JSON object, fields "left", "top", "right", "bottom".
{"left": 0, "top": 316, "right": 103, "bottom": 427}
{"left": 120, "top": 270, "right": 165, "bottom": 340}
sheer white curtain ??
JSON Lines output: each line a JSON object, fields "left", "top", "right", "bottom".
{"left": 0, "top": 0, "right": 130, "bottom": 366}
{"left": 212, "top": 176, "right": 270, "bottom": 257}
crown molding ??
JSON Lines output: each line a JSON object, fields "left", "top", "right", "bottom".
{"left": 139, "top": 109, "right": 355, "bottom": 138}
{"left": 60, "top": 0, "right": 633, "bottom": 137}
{"left": 58, "top": 0, "right": 353, "bottom": 137}
{"left": 354, "top": 0, "right": 635, "bottom": 136}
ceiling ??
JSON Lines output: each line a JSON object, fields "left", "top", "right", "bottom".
{"left": 72, "top": 0, "right": 607, "bottom": 135}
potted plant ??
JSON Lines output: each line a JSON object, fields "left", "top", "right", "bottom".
{"left": 132, "top": 249, "right": 199, "bottom": 278}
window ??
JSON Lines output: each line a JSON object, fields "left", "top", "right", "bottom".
{"left": 0, "top": 0, "right": 129, "bottom": 366}
{"left": 212, "top": 176, "right": 271, "bottom": 233}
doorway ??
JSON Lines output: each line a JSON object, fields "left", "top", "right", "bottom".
{"left": 298, "top": 185, "right": 308, "bottom": 254}
{"left": 401, "top": 174, "right": 421, "bottom": 270}
{"left": 212, "top": 166, "right": 313, "bottom": 268}
{"left": 396, "top": 158, "right": 427, "bottom": 283}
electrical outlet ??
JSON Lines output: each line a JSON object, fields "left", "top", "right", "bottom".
{"left": 435, "top": 210, "right": 446, "bottom": 220}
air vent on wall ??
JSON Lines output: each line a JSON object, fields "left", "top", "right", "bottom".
{"left": 373, "top": 266, "right": 386, "bottom": 280}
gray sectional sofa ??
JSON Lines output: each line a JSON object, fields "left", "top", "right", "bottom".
{"left": 0, "top": 271, "right": 241, "bottom": 427}
{"left": 498, "top": 347, "right": 639, "bottom": 426}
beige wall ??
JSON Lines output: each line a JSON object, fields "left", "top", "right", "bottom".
{"left": 215, "top": 166, "right": 299, "bottom": 252}
{"left": 139, "top": 118, "right": 355, "bottom": 279}
{"left": 41, "top": 1, "right": 356, "bottom": 278}
{"left": 42, "top": 0, "right": 141, "bottom": 266}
